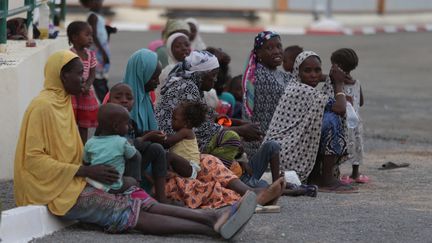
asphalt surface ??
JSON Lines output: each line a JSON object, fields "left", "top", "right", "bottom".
{"left": 2, "top": 31, "right": 432, "bottom": 242}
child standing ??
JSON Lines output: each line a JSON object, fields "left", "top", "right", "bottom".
{"left": 84, "top": 103, "right": 140, "bottom": 193}
{"left": 331, "top": 48, "right": 369, "bottom": 184}
{"left": 67, "top": 21, "right": 99, "bottom": 143}
{"left": 163, "top": 101, "right": 207, "bottom": 179}
{"left": 80, "top": 0, "right": 113, "bottom": 102}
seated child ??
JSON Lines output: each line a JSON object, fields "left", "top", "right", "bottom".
{"left": 282, "top": 45, "right": 303, "bottom": 74}
{"left": 84, "top": 103, "right": 139, "bottom": 193}
{"left": 107, "top": 83, "right": 192, "bottom": 203}
{"left": 163, "top": 101, "right": 207, "bottom": 179}
{"left": 227, "top": 74, "right": 243, "bottom": 119}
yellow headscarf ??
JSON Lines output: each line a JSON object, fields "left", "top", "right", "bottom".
{"left": 14, "top": 50, "right": 86, "bottom": 216}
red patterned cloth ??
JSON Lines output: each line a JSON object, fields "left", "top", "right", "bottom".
{"left": 71, "top": 48, "right": 99, "bottom": 128}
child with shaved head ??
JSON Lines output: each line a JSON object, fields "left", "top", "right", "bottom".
{"left": 84, "top": 103, "right": 140, "bottom": 193}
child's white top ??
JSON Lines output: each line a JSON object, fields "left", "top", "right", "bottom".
{"left": 344, "top": 80, "right": 361, "bottom": 114}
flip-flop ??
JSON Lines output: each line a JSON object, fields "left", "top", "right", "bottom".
{"left": 318, "top": 183, "right": 358, "bottom": 194}
{"left": 378, "top": 161, "right": 410, "bottom": 170}
{"left": 300, "top": 184, "right": 318, "bottom": 197}
{"left": 219, "top": 190, "right": 257, "bottom": 240}
{"left": 340, "top": 175, "right": 355, "bottom": 184}
{"left": 355, "top": 174, "right": 370, "bottom": 184}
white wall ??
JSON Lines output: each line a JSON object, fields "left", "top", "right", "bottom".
{"left": 0, "top": 37, "right": 69, "bottom": 179}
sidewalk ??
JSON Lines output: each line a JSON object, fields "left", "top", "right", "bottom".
{"left": 67, "top": 7, "right": 432, "bottom": 34}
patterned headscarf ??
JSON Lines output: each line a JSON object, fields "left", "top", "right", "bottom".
{"left": 242, "top": 30, "right": 280, "bottom": 117}
{"left": 291, "top": 50, "right": 321, "bottom": 83}
{"left": 161, "top": 50, "right": 219, "bottom": 94}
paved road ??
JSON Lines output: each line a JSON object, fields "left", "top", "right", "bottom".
{"left": 26, "top": 31, "right": 432, "bottom": 242}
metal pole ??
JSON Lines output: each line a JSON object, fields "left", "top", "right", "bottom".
{"left": 0, "top": 0, "right": 8, "bottom": 45}
{"left": 325, "top": 0, "right": 332, "bottom": 19}
{"left": 60, "top": 0, "right": 66, "bottom": 28}
{"left": 25, "top": 0, "right": 36, "bottom": 29}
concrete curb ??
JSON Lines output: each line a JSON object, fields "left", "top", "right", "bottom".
{"left": 111, "top": 21, "right": 432, "bottom": 35}
{"left": 0, "top": 206, "right": 75, "bottom": 243}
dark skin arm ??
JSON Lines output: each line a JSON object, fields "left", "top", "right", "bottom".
{"left": 136, "top": 130, "right": 166, "bottom": 144}
{"left": 88, "top": 14, "right": 109, "bottom": 64}
{"left": 163, "top": 128, "right": 194, "bottom": 148}
{"left": 359, "top": 85, "right": 364, "bottom": 107}
{"left": 76, "top": 164, "right": 119, "bottom": 185}
{"left": 225, "top": 122, "right": 264, "bottom": 142}
{"left": 83, "top": 67, "right": 95, "bottom": 94}
{"left": 329, "top": 64, "right": 348, "bottom": 116}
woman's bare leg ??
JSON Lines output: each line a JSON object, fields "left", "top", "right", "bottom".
{"left": 227, "top": 178, "right": 284, "bottom": 205}
{"left": 135, "top": 210, "right": 217, "bottom": 236}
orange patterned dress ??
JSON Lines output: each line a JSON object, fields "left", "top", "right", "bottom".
{"left": 165, "top": 154, "right": 241, "bottom": 209}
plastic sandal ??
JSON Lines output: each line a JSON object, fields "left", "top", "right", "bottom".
{"left": 340, "top": 175, "right": 355, "bottom": 184}
{"left": 355, "top": 174, "right": 370, "bottom": 184}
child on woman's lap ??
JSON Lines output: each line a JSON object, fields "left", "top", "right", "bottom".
{"left": 84, "top": 103, "right": 139, "bottom": 193}
{"left": 67, "top": 21, "right": 99, "bottom": 143}
{"left": 162, "top": 101, "right": 208, "bottom": 179}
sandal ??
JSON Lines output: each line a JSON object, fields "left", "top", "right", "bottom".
{"left": 219, "top": 190, "right": 257, "bottom": 240}
{"left": 355, "top": 174, "right": 370, "bottom": 184}
{"left": 379, "top": 161, "right": 410, "bottom": 170}
{"left": 300, "top": 184, "right": 318, "bottom": 197}
{"left": 340, "top": 175, "right": 355, "bottom": 184}
{"left": 318, "top": 183, "right": 358, "bottom": 194}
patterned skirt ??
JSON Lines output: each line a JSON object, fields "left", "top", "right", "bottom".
{"left": 62, "top": 186, "right": 156, "bottom": 233}
{"left": 165, "top": 154, "right": 241, "bottom": 209}
{"left": 72, "top": 87, "right": 99, "bottom": 128}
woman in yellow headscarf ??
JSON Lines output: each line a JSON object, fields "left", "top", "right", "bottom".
{"left": 14, "top": 50, "right": 87, "bottom": 215}
{"left": 13, "top": 50, "right": 258, "bottom": 238}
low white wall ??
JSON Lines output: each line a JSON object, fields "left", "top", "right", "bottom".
{"left": 0, "top": 37, "right": 69, "bottom": 180}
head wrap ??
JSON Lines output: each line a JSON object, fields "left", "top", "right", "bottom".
{"left": 161, "top": 50, "right": 219, "bottom": 95}
{"left": 166, "top": 32, "right": 190, "bottom": 64}
{"left": 185, "top": 17, "right": 207, "bottom": 51}
{"left": 291, "top": 50, "right": 321, "bottom": 83}
{"left": 242, "top": 30, "right": 280, "bottom": 117}
{"left": 163, "top": 19, "right": 190, "bottom": 41}
{"left": 123, "top": 48, "right": 159, "bottom": 131}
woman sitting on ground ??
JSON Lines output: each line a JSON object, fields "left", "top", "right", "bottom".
{"left": 13, "top": 50, "right": 257, "bottom": 239}
{"left": 265, "top": 51, "right": 356, "bottom": 193}
{"left": 242, "top": 31, "right": 292, "bottom": 157}
{"left": 122, "top": 48, "right": 284, "bottom": 208}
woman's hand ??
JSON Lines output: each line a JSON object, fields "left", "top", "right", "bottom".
{"left": 77, "top": 165, "right": 119, "bottom": 185}
{"left": 329, "top": 64, "right": 348, "bottom": 90}
{"left": 232, "top": 123, "right": 264, "bottom": 142}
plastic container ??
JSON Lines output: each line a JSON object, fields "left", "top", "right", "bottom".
{"left": 346, "top": 102, "right": 359, "bottom": 129}
{"left": 284, "top": 170, "right": 302, "bottom": 186}
{"left": 38, "top": 1, "right": 50, "bottom": 39}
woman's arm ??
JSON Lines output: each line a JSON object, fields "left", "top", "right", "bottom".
{"left": 76, "top": 164, "right": 119, "bottom": 184}
{"left": 329, "top": 65, "right": 347, "bottom": 115}
{"left": 359, "top": 85, "right": 364, "bottom": 107}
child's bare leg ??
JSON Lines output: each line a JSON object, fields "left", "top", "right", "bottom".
{"left": 351, "top": 164, "right": 360, "bottom": 179}
{"left": 109, "top": 176, "right": 138, "bottom": 194}
{"left": 135, "top": 212, "right": 216, "bottom": 236}
{"left": 78, "top": 127, "right": 88, "bottom": 144}
{"left": 166, "top": 152, "right": 193, "bottom": 178}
